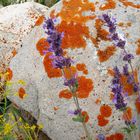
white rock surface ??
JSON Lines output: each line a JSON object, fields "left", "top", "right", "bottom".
{"left": 0, "top": 2, "right": 48, "bottom": 71}
{"left": 7, "top": 0, "right": 140, "bottom": 140}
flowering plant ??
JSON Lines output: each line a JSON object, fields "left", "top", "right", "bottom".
{"left": 41, "top": 14, "right": 140, "bottom": 140}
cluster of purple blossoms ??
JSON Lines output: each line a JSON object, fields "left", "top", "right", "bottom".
{"left": 97, "top": 134, "right": 105, "bottom": 140}
{"left": 111, "top": 66, "right": 127, "bottom": 110}
{"left": 102, "top": 14, "right": 139, "bottom": 93}
{"left": 125, "top": 116, "right": 136, "bottom": 126}
{"left": 111, "top": 65, "right": 139, "bottom": 110}
{"left": 102, "top": 14, "right": 134, "bottom": 62}
{"left": 43, "top": 18, "right": 72, "bottom": 68}
{"left": 43, "top": 18, "right": 78, "bottom": 88}
{"left": 123, "top": 64, "right": 139, "bottom": 92}
{"left": 68, "top": 109, "right": 81, "bottom": 115}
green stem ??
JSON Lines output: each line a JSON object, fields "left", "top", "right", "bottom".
{"left": 3, "top": 94, "right": 7, "bottom": 115}
{"left": 72, "top": 93, "right": 91, "bottom": 140}
{"left": 62, "top": 68, "right": 91, "bottom": 140}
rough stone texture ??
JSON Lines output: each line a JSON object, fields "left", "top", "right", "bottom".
{"left": 0, "top": 2, "right": 48, "bottom": 71}
{"left": 7, "top": 0, "right": 140, "bottom": 140}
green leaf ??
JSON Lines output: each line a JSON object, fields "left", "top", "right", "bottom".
{"left": 6, "top": 81, "right": 13, "bottom": 87}
{"left": 0, "top": 124, "right": 4, "bottom": 132}
{"left": 3, "top": 135, "right": 15, "bottom": 140}
{"left": 72, "top": 116, "right": 84, "bottom": 123}
{"left": 17, "top": 80, "right": 26, "bottom": 86}
{"left": 122, "top": 127, "right": 132, "bottom": 134}
{"left": 11, "top": 106, "right": 20, "bottom": 116}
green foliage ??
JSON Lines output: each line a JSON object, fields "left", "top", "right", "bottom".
{"left": 122, "top": 124, "right": 137, "bottom": 134}
{"left": 0, "top": 0, "right": 17, "bottom": 6}
{"left": 0, "top": 72, "right": 43, "bottom": 140}
{"left": 0, "top": 0, "right": 61, "bottom": 7}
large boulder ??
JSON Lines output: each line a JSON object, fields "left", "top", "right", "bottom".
{"left": 8, "top": 0, "right": 140, "bottom": 140}
{"left": 0, "top": 2, "right": 48, "bottom": 71}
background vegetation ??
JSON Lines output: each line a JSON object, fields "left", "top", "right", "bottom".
{"left": 0, "top": 0, "right": 60, "bottom": 7}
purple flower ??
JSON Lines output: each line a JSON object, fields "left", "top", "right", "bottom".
{"left": 112, "top": 77, "right": 120, "bottom": 84}
{"left": 74, "top": 109, "right": 81, "bottom": 115}
{"left": 131, "top": 117, "right": 137, "bottom": 125}
{"left": 116, "top": 39, "right": 126, "bottom": 49}
{"left": 111, "top": 33, "right": 119, "bottom": 40}
{"left": 111, "top": 66, "right": 128, "bottom": 110}
{"left": 111, "top": 83, "right": 127, "bottom": 110}
{"left": 113, "top": 66, "right": 120, "bottom": 76}
{"left": 68, "top": 109, "right": 81, "bottom": 115}
{"left": 102, "top": 14, "right": 111, "bottom": 23}
{"left": 43, "top": 18, "right": 72, "bottom": 69}
{"left": 125, "top": 117, "right": 136, "bottom": 126}
{"left": 52, "top": 56, "right": 72, "bottom": 69}
{"left": 109, "top": 23, "right": 116, "bottom": 33}
{"left": 133, "top": 83, "right": 139, "bottom": 92}
{"left": 123, "top": 53, "right": 134, "bottom": 62}
{"left": 102, "top": 14, "right": 116, "bottom": 33}
{"left": 97, "top": 134, "right": 105, "bottom": 140}
{"left": 64, "top": 77, "right": 77, "bottom": 87}
{"left": 123, "top": 64, "right": 129, "bottom": 76}
{"left": 127, "top": 74, "right": 134, "bottom": 84}
{"left": 44, "top": 18, "right": 54, "bottom": 30}
{"left": 111, "top": 84, "right": 122, "bottom": 94}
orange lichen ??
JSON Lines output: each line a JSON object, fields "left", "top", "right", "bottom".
{"left": 100, "top": 105, "right": 112, "bottom": 118}
{"left": 77, "top": 76, "right": 93, "bottom": 98}
{"left": 59, "top": 76, "right": 93, "bottom": 99}
{"left": 76, "top": 63, "right": 88, "bottom": 75}
{"left": 110, "top": 92, "right": 114, "bottom": 100}
{"left": 35, "top": 15, "right": 44, "bottom": 26}
{"left": 106, "top": 135, "right": 114, "bottom": 140}
{"left": 95, "top": 19, "right": 104, "bottom": 30}
{"left": 50, "top": 10, "right": 56, "bottom": 18}
{"left": 136, "top": 39, "right": 140, "bottom": 55}
{"left": 97, "top": 46, "right": 116, "bottom": 62}
{"left": 36, "top": 38, "right": 49, "bottom": 56}
{"left": 122, "top": 107, "right": 132, "bottom": 121}
{"left": 135, "top": 98, "right": 140, "bottom": 114}
{"left": 100, "top": 0, "right": 116, "bottom": 10}
{"left": 53, "top": 0, "right": 97, "bottom": 49}
{"left": 58, "top": 0, "right": 95, "bottom": 24}
{"left": 119, "top": 0, "right": 140, "bottom": 9}
{"left": 54, "top": 106, "right": 59, "bottom": 111}
{"left": 118, "top": 22, "right": 124, "bottom": 27}
{"left": 107, "top": 68, "right": 115, "bottom": 76}
{"left": 136, "top": 48, "right": 140, "bottom": 55}
{"left": 106, "top": 133, "right": 124, "bottom": 140}
{"left": 95, "top": 19, "right": 110, "bottom": 42}
{"left": 56, "top": 21, "right": 90, "bottom": 49}
{"left": 12, "top": 49, "right": 17, "bottom": 57}
{"left": 76, "top": 63, "right": 86, "bottom": 71}
{"left": 95, "top": 98, "right": 101, "bottom": 104}
{"left": 81, "top": 111, "right": 89, "bottom": 123}
{"left": 59, "top": 89, "right": 72, "bottom": 99}
{"left": 18, "top": 87, "right": 26, "bottom": 99}
{"left": 63, "top": 66, "right": 77, "bottom": 80}
{"left": 99, "top": 29, "right": 110, "bottom": 41}
{"left": 6, "top": 68, "right": 13, "bottom": 81}
{"left": 121, "top": 82, "right": 133, "bottom": 96}
{"left": 43, "top": 53, "right": 62, "bottom": 78}
{"left": 118, "top": 22, "right": 132, "bottom": 28}
{"left": 83, "top": 70, "right": 88, "bottom": 75}
{"left": 120, "top": 70, "right": 138, "bottom": 95}
{"left": 127, "top": 22, "right": 132, "bottom": 27}
{"left": 97, "top": 114, "right": 109, "bottom": 127}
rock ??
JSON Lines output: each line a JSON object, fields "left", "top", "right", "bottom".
{"left": 8, "top": 0, "right": 140, "bottom": 140}
{"left": 0, "top": 2, "right": 49, "bottom": 71}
